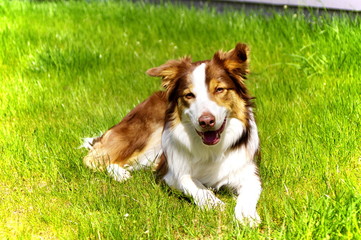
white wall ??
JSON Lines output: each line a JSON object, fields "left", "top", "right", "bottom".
{"left": 224, "top": 0, "right": 361, "bottom": 11}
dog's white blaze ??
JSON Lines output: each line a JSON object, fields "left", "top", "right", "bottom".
{"left": 190, "top": 63, "right": 208, "bottom": 105}
{"left": 185, "top": 63, "right": 227, "bottom": 131}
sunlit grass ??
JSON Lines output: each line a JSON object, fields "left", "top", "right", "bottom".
{"left": 0, "top": 0, "right": 360, "bottom": 238}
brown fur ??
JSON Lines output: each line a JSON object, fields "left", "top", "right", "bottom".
{"left": 83, "top": 91, "right": 167, "bottom": 170}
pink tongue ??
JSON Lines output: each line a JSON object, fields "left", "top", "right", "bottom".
{"left": 203, "top": 131, "right": 219, "bottom": 145}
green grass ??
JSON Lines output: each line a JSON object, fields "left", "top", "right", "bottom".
{"left": 0, "top": 0, "right": 360, "bottom": 239}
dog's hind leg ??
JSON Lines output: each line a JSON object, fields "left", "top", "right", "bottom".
{"left": 82, "top": 91, "right": 167, "bottom": 182}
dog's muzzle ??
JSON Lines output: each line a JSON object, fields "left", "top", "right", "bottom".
{"left": 196, "top": 116, "right": 226, "bottom": 145}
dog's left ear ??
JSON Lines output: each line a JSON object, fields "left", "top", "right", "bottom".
{"left": 212, "top": 43, "right": 250, "bottom": 80}
{"left": 146, "top": 57, "right": 192, "bottom": 90}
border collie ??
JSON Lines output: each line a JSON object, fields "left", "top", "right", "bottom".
{"left": 83, "top": 43, "right": 261, "bottom": 226}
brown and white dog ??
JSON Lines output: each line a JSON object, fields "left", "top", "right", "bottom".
{"left": 83, "top": 43, "right": 262, "bottom": 226}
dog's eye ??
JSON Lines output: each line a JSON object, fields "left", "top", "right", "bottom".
{"left": 185, "top": 92, "right": 195, "bottom": 99}
{"left": 215, "top": 87, "right": 225, "bottom": 94}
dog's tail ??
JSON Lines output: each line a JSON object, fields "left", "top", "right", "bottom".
{"left": 81, "top": 135, "right": 111, "bottom": 171}
{"left": 82, "top": 134, "right": 134, "bottom": 182}
{"left": 81, "top": 137, "right": 98, "bottom": 151}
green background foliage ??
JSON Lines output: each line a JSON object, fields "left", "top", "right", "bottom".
{"left": 0, "top": 1, "right": 360, "bottom": 239}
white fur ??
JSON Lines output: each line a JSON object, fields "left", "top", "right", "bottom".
{"left": 107, "top": 164, "right": 131, "bottom": 182}
{"left": 80, "top": 137, "right": 97, "bottom": 150}
{"left": 161, "top": 65, "right": 261, "bottom": 227}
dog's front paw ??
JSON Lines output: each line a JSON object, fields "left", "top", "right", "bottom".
{"left": 194, "top": 190, "right": 225, "bottom": 210}
{"left": 235, "top": 209, "right": 261, "bottom": 228}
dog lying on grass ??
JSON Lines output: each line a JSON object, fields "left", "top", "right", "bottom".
{"left": 83, "top": 43, "right": 262, "bottom": 227}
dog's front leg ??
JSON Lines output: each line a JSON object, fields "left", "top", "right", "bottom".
{"left": 234, "top": 171, "right": 262, "bottom": 227}
{"left": 178, "top": 175, "right": 224, "bottom": 209}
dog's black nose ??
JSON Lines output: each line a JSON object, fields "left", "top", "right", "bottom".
{"left": 198, "top": 113, "right": 215, "bottom": 128}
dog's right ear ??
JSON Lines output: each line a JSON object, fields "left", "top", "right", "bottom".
{"left": 212, "top": 43, "right": 249, "bottom": 81}
{"left": 146, "top": 57, "right": 192, "bottom": 89}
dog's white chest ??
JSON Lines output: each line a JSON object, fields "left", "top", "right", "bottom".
{"left": 188, "top": 146, "right": 250, "bottom": 189}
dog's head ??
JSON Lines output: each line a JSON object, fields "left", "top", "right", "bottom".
{"left": 147, "top": 43, "right": 252, "bottom": 145}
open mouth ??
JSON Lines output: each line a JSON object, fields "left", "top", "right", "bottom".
{"left": 196, "top": 119, "right": 226, "bottom": 145}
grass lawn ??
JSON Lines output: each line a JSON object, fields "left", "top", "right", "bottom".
{"left": 0, "top": 0, "right": 360, "bottom": 239}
